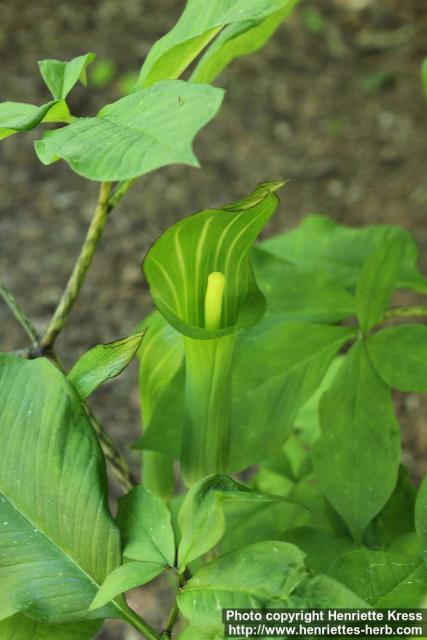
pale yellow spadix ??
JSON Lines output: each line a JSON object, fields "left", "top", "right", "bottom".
{"left": 204, "top": 271, "right": 226, "bottom": 330}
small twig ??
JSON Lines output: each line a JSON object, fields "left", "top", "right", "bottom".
{"left": 0, "top": 284, "right": 39, "bottom": 346}
{"left": 40, "top": 181, "right": 113, "bottom": 350}
{"left": 381, "top": 305, "right": 427, "bottom": 322}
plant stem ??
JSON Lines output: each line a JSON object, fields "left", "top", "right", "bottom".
{"left": 161, "top": 573, "right": 185, "bottom": 639}
{"left": 161, "top": 601, "right": 179, "bottom": 639}
{"left": 381, "top": 305, "right": 427, "bottom": 322}
{"left": 181, "top": 334, "right": 235, "bottom": 486}
{"left": 40, "top": 181, "right": 113, "bottom": 350}
{"left": 120, "top": 605, "right": 161, "bottom": 640}
{"left": 0, "top": 284, "right": 39, "bottom": 346}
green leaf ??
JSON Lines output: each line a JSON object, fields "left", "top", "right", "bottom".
{"left": 260, "top": 214, "right": 427, "bottom": 293}
{"left": 0, "top": 615, "right": 100, "bottom": 640}
{"left": 35, "top": 80, "right": 224, "bottom": 181}
{"left": 38, "top": 53, "right": 95, "bottom": 100}
{"left": 252, "top": 249, "right": 356, "bottom": 325}
{"left": 177, "top": 474, "right": 287, "bottom": 570}
{"left": 356, "top": 234, "right": 402, "bottom": 333}
{"left": 191, "top": 2, "right": 298, "bottom": 84}
{"left": 364, "top": 465, "right": 417, "bottom": 550}
{"left": 230, "top": 322, "right": 355, "bottom": 470}
{"left": 178, "top": 541, "right": 306, "bottom": 634}
{"left": 294, "top": 356, "right": 344, "bottom": 447}
{"left": 90, "top": 561, "right": 165, "bottom": 610}
{"left": 330, "top": 549, "right": 427, "bottom": 607}
{"left": 116, "top": 486, "right": 175, "bottom": 566}
{"left": 313, "top": 341, "right": 401, "bottom": 540}
{"left": 0, "top": 354, "right": 123, "bottom": 623}
{"left": 0, "top": 100, "right": 72, "bottom": 141}
{"left": 367, "top": 324, "right": 427, "bottom": 392}
{"left": 68, "top": 333, "right": 144, "bottom": 400}
{"left": 415, "top": 476, "right": 427, "bottom": 568}
{"left": 281, "top": 527, "right": 358, "bottom": 573}
{"left": 138, "top": 0, "right": 300, "bottom": 88}
{"left": 286, "top": 574, "right": 368, "bottom": 608}
{"left": 144, "top": 182, "right": 283, "bottom": 339}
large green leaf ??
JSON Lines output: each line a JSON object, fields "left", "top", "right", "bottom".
{"left": 68, "top": 333, "right": 144, "bottom": 400}
{"left": 35, "top": 80, "right": 224, "bottom": 181}
{"left": 252, "top": 249, "right": 355, "bottom": 324}
{"left": 0, "top": 354, "right": 126, "bottom": 624}
{"left": 259, "top": 214, "right": 427, "bottom": 293}
{"left": 144, "top": 182, "right": 283, "bottom": 339}
{"left": 313, "top": 341, "right": 401, "bottom": 540}
{"left": 116, "top": 486, "right": 175, "bottom": 566}
{"left": 178, "top": 541, "right": 306, "bottom": 635}
{"left": 330, "top": 549, "right": 427, "bottom": 607}
{"left": 138, "top": 0, "right": 300, "bottom": 88}
{"left": 191, "top": 2, "right": 299, "bottom": 84}
{"left": 356, "top": 234, "right": 402, "bottom": 333}
{"left": 0, "top": 100, "right": 72, "bottom": 141}
{"left": 367, "top": 324, "right": 427, "bottom": 392}
{"left": 230, "top": 322, "right": 355, "bottom": 470}
{"left": 0, "top": 615, "right": 100, "bottom": 640}
{"left": 38, "top": 53, "right": 95, "bottom": 100}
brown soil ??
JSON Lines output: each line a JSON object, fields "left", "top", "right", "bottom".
{"left": 1, "top": 1, "right": 426, "bottom": 638}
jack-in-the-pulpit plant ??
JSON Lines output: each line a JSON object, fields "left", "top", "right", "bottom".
{"left": 1, "top": 1, "right": 427, "bottom": 639}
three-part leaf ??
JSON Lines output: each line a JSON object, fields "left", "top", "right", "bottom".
{"left": 35, "top": 80, "right": 224, "bottom": 181}
{"left": 68, "top": 333, "right": 144, "bottom": 400}
{"left": 0, "top": 354, "right": 122, "bottom": 623}
{"left": 313, "top": 341, "right": 401, "bottom": 540}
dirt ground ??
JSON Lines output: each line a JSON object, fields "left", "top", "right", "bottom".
{"left": 1, "top": 0, "right": 427, "bottom": 637}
